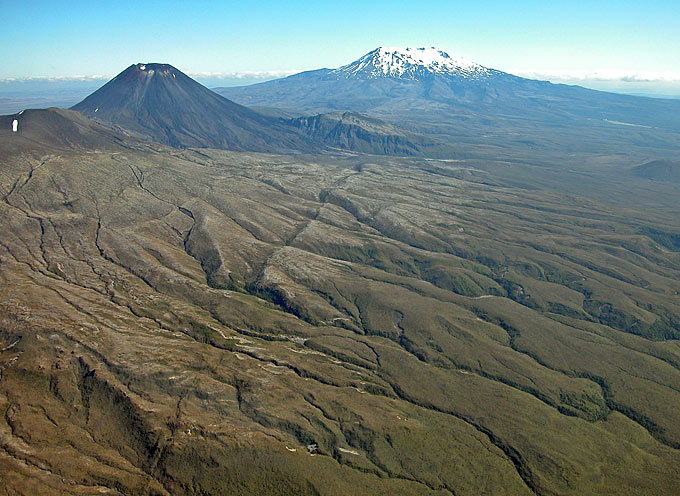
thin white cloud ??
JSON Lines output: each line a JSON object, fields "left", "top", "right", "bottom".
{"left": 188, "top": 70, "right": 300, "bottom": 80}
{"left": 0, "top": 75, "right": 111, "bottom": 83}
{"left": 0, "top": 70, "right": 300, "bottom": 84}
{"left": 515, "top": 70, "right": 680, "bottom": 84}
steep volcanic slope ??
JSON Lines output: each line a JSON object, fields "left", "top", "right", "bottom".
{"left": 0, "top": 107, "right": 136, "bottom": 156}
{"left": 71, "top": 63, "right": 320, "bottom": 153}
{"left": 215, "top": 47, "right": 680, "bottom": 157}
{"left": 2, "top": 110, "right": 680, "bottom": 495}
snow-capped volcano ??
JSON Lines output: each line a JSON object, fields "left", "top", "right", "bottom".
{"left": 330, "top": 47, "right": 493, "bottom": 80}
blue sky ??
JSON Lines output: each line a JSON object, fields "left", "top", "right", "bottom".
{"left": 1, "top": 0, "right": 679, "bottom": 95}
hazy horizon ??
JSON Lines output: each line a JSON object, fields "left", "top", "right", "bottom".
{"left": 1, "top": 58, "right": 678, "bottom": 116}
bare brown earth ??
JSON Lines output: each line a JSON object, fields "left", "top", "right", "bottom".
{"left": 1, "top": 110, "right": 680, "bottom": 495}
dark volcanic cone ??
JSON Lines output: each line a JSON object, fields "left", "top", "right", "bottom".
{"left": 71, "top": 63, "right": 318, "bottom": 153}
